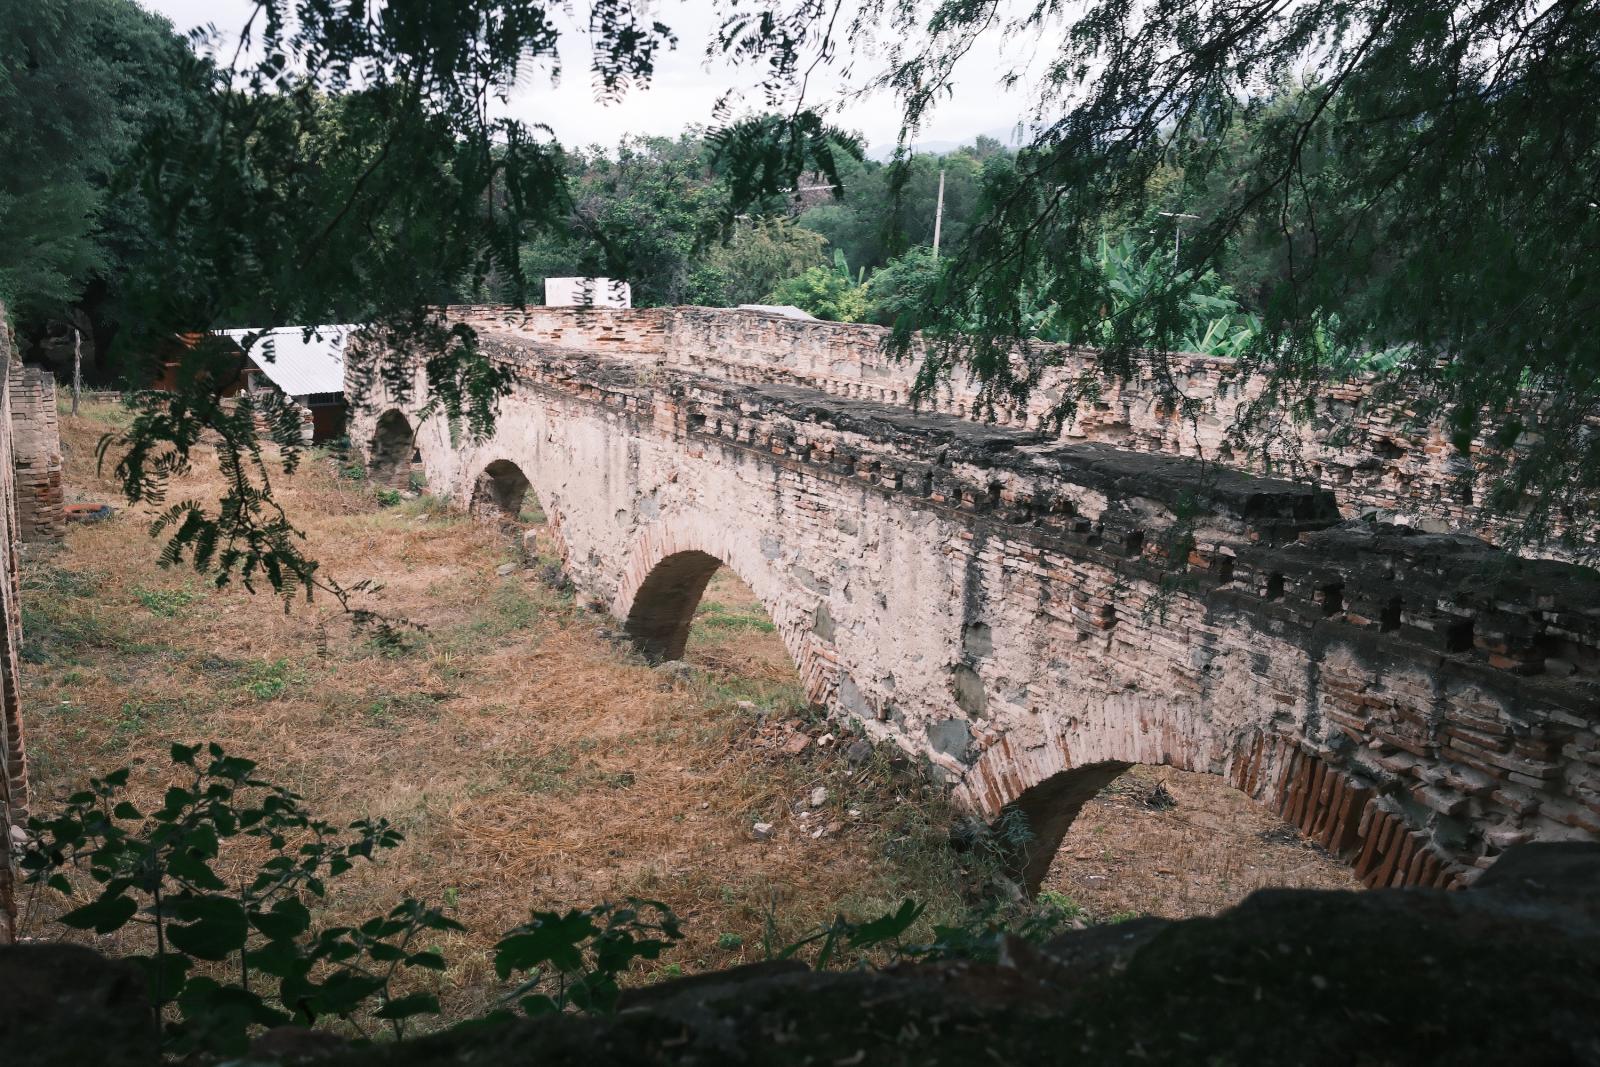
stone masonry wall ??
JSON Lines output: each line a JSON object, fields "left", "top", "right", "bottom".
{"left": 353, "top": 309, "right": 1600, "bottom": 891}
{"left": 0, "top": 311, "right": 29, "bottom": 942}
{"left": 8, "top": 365, "right": 63, "bottom": 542}
{"left": 451, "top": 305, "right": 1585, "bottom": 561}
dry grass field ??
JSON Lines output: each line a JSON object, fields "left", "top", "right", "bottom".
{"left": 16, "top": 398, "right": 1354, "bottom": 1021}
{"left": 1045, "top": 766, "right": 1359, "bottom": 918}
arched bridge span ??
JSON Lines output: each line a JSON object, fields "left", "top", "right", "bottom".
{"left": 350, "top": 306, "right": 1600, "bottom": 890}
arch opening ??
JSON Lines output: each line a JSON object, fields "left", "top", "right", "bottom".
{"left": 470, "top": 459, "right": 535, "bottom": 521}
{"left": 623, "top": 550, "right": 801, "bottom": 685}
{"left": 624, "top": 550, "right": 725, "bottom": 663}
{"left": 369, "top": 410, "right": 416, "bottom": 490}
{"left": 1002, "top": 762, "right": 1361, "bottom": 913}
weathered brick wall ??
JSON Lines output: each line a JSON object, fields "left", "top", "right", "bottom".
{"left": 452, "top": 305, "right": 1586, "bottom": 560}
{"left": 0, "top": 311, "right": 29, "bottom": 942}
{"left": 8, "top": 364, "right": 63, "bottom": 542}
{"left": 353, "top": 309, "right": 1600, "bottom": 892}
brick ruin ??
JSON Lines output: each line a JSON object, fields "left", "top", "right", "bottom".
{"left": 8, "top": 364, "right": 63, "bottom": 543}
{"left": 0, "top": 312, "right": 37, "bottom": 941}
{"left": 350, "top": 305, "right": 1600, "bottom": 892}
{"left": 0, "top": 305, "right": 67, "bottom": 939}
{"left": 449, "top": 305, "right": 1592, "bottom": 562}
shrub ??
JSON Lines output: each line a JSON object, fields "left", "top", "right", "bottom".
{"left": 494, "top": 900, "right": 684, "bottom": 1015}
{"left": 763, "top": 250, "right": 870, "bottom": 322}
{"left": 864, "top": 248, "right": 941, "bottom": 327}
{"left": 21, "top": 746, "right": 694, "bottom": 1055}
{"left": 21, "top": 743, "right": 454, "bottom": 1057}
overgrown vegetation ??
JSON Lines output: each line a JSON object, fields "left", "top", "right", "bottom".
{"left": 852, "top": 0, "right": 1600, "bottom": 554}
{"left": 20, "top": 741, "right": 1092, "bottom": 1057}
{"left": 22, "top": 743, "right": 449, "bottom": 1056}
{"left": 20, "top": 400, "right": 1363, "bottom": 1054}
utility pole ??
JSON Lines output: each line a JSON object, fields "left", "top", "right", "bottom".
{"left": 1159, "top": 211, "right": 1199, "bottom": 260}
{"left": 932, "top": 168, "right": 947, "bottom": 260}
{"left": 72, "top": 327, "right": 82, "bottom": 415}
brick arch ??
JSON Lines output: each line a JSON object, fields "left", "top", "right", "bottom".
{"left": 953, "top": 692, "right": 1232, "bottom": 891}
{"left": 613, "top": 523, "right": 834, "bottom": 701}
{"left": 368, "top": 409, "right": 416, "bottom": 489}
{"left": 956, "top": 715, "right": 1458, "bottom": 895}
{"left": 469, "top": 458, "right": 534, "bottom": 520}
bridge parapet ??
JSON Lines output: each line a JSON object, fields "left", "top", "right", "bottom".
{"left": 449, "top": 305, "right": 1592, "bottom": 560}
{"left": 549, "top": 348, "right": 1600, "bottom": 689}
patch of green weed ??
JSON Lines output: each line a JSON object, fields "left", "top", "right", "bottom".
{"left": 461, "top": 581, "right": 542, "bottom": 641}
{"left": 134, "top": 586, "right": 198, "bottom": 617}
{"left": 692, "top": 605, "right": 777, "bottom": 633}
{"left": 363, "top": 690, "right": 443, "bottom": 727}
{"left": 240, "top": 658, "right": 304, "bottom": 701}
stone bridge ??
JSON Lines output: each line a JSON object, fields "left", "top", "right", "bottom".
{"left": 350, "top": 306, "right": 1600, "bottom": 891}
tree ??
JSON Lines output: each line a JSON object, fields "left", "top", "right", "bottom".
{"left": 703, "top": 218, "right": 829, "bottom": 306}
{"left": 823, "top": 0, "right": 1599, "bottom": 553}
{"left": 765, "top": 251, "right": 868, "bottom": 321}
{"left": 794, "top": 147, "right": 991, "bottom": 273}
{"left": 863, "top": 247, "right": 940, "bottom": 328}
{"left": 543, "top": 134, "right": 740, "bottom": 307}
{"left": 514, "top": 134, "right": 833, "bottom": 307}
{"left": 0, "top": 0, "right": 190, "bottom": 332}
{"left": 8, "top": 1, "right": 854, "bottom": 609}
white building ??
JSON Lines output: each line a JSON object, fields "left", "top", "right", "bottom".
{"left": 221, "top": 325, "right": 351, "bottom": 443}
{"left": 544, "top": 277, "right": 632, "bottom": 309}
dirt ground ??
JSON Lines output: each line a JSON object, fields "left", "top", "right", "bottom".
{"left": 1044, "top": 765, "right": 1359, "bottom": 919}
{"left": 18, "top": 398, "right": 1355, "bottom": 1022}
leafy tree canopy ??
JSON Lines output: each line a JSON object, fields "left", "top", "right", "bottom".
{"left": 514, "top": 134, "right": 832, "bottom": 308}
{"left": 0, "top": 0, "right": 192, "bottom": 324}
{"left": 820, "top": 0, "right": 1598, "bottom": 551}
{"left": 4, "top": 0, "right": 1595, "bottom": 595}
{"left": 2, "top": 0, "right": 855, "bottom": 607}
{"left": 765, "top": 251, "right": 870, "bottom": 321}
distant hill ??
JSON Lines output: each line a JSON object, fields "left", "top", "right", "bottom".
{"left": 864, "top": 125, "right": 1027, "bottom": 162}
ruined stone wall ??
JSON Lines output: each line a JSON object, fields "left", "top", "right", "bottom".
{"left": 351, "top": 323, "right": 1600, "bottom": 891}
{"left": 0, "top": 312, "right": 28, "bottom": 942}
{"left": 451, "top": 305, "right": 1583, "bottom": 560}
{"left": 8, "top": 365, "right": 63, "bottom": 542}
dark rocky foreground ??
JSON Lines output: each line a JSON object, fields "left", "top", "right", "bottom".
{"left": 4, "top": 844, "right": 1597, "bottom": 1066}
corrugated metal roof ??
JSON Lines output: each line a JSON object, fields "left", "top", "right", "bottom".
{"left": 220, "top": 324, "right": 351, "bottom": 397}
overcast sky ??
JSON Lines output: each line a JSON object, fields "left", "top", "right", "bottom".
{"left": 140, "top": 0, "right": 1039, "bottom": 154}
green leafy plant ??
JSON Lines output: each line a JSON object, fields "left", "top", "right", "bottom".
{"left": 493, "top": 899, "right": 685, "bottom": 1015}
{"left": 18, "top": 747, "right": 1108, "bottom": 1054}
{"left": 375, "top": 488, "right": 402, "bottom": 508}
{"left": 776, "top": 898, "right": 926, "bottom": 970}
{"left": 899, "top": 891, "right": 1087, "bottom": 964}
{"left": 764, "top": 249, "right": 870, "bottom": 321}
{"left": 133, "top": 586, "right": 198, "bottom": 618}
{"left": 241, "top": 658, "right": 298, "bottom": 701}
{"left": 20, "top": 743, "right": 460, "bottom": 1057}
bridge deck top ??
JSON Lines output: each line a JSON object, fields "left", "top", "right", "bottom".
{"left": 454, "top": 309, "right": 1600, "bottom": 705}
